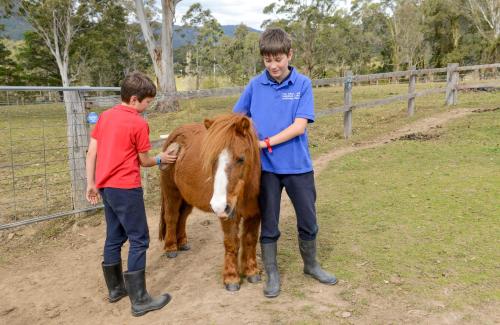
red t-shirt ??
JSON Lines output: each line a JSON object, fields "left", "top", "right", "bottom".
{"left": 91, "top": 105, "right": 151, "bottom": 189}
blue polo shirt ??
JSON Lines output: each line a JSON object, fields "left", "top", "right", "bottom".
{"left": 233, "top": 67, "right": 315, "bottom": 174}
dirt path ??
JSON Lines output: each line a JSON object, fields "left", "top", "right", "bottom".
{"left": 0, "top": 108, "right": 492, "bottom": 325}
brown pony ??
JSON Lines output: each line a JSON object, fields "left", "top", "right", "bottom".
{"left": 158, "top": 113, "right": 261, "bottom": 291}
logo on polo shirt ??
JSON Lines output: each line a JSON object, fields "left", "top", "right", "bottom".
{"left": 281, "top": 92, "right": 301, "bottom": 100}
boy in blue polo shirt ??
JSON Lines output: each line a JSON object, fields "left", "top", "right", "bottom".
{"left": 234, "top": 28, "right": 337, "bottom": 298}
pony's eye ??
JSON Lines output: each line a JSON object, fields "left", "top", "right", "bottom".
{"left": 236, "top": 156, "right": 245, "bottom": 164}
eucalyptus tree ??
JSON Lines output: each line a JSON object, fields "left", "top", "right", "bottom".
{"left": 0, "top": 41, "right": 22, "bottom": 85}
{"left": 393, "top": 1, "right": 426, "bottom": 68}
{"left": 76, "top": 1, "right": 145, "bottom": 86}
{"left": 180, "top": 2, "right": 223, "bottom": 89}
{"left": 421, "top": 0, "right": 473, "bottom": 66}
{"left": 3, "top": 0, "right": 93, "bottom": 209}
{"left": 16, "top": 31, "right": 61, "bottom": 85}
{"left": 262, "top": 0, "right": 340, "bottom": 78}
{"left": 3, "top": 0, "right": 89, "bottom": 87}
{"left": 465, "top": 0, "right": 499, "bottom": 60}
{"left": 350, "top": 0, "right": 392, "bottom": 71}
{"left": 216, "top": 24, "right": 261, "bottom": 85}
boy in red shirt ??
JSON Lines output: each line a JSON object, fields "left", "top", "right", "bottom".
{"left": 85, "top": 72, "right": 177, "bottom": 317}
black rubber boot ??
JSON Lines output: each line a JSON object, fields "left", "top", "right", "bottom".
{"left": 299, "top": 239, "right": 337, "bottom": 285}
{"left": 261, "top": 242, "right": 280, "bottom": 298}
{"left": 102, "top": 261, "right": 127, "bottom": 303}
{"left": 123, "top": 269, "right": 172, "bottom": 317}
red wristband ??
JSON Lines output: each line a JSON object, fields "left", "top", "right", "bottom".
{"left": 264, "top": 137, "right": 272, "bottom": 153}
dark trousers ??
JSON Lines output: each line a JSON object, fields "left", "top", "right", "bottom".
{"left": 100, "top": 187, "right": 150, "bottom": 272}
{"left": 259, "top": 171, "right": 318, "bottom": 244}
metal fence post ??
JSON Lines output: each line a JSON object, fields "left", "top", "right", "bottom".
{"left": 407, "top": 66, "right": 416, "bottom": 116}
{"left": 445, "top": 63, "right": 459, "bottom": 106}
{"left": 343, "top": 71, "right": 353, "bottom": 139}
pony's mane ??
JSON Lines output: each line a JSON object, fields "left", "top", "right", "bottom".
{"left": 201, "top": 114, "right": 260, "bottom": 176}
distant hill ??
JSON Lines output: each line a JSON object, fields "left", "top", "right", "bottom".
{"left": 0, "top": 13, "right": 260, "bottom": 48}
{"left": 173, "top": 25, "right": 260, "bottom": 48}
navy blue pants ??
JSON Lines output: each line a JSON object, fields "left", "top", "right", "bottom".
{"left": 100, "top": 187, "right": 150, "bottom": 272}
{"left": 259, "top": 171, "right": 318, "bottom": 244}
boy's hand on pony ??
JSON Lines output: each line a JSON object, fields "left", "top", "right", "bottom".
{"left": 160, "top": 142, "right": 180, "bottom": 164}
{"left": 159, "top": 150, "right": 177, "bottom": 164}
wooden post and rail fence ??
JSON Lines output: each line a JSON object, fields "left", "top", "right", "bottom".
{"left": 0, "top": 62, "right": 498, "bottom": 230}
{"left": 312, "top": 62, "right": 499, "bottom": 138}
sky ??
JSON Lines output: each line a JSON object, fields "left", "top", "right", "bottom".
{"left": 174, "top": 0, "right": 275, "bottom": 30}
{"left": 172, "top": 1, "right": 352, "bottom": 30}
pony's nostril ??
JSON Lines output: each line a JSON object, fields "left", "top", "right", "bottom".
{"left": 224, "top": 205, "right": 231, "bottom": 214}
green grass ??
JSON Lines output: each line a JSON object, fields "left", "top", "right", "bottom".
{"left": 280, "top": 109, "right": 499, "bottom": 313}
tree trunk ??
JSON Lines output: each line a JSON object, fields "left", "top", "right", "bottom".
{"left": 195, "top": 47, "right": 200, "bottom": 90}
{"left": 135, "top": 0, "right": 180, "bottom": 112}
{"left": 157, "top": 0, "right": 179, "bottom": 112}
{"left": 134, "top": 0, "right": 163, "bottom": 80}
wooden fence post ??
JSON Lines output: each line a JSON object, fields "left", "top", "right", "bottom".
{"left": 65, "top": 90, "right": 90, "bottom": 210}
{"left": 445, "top": 63, "right": 459, "bottom": 106}
{"left": 343, "top": 71, "right": 353, "bottom": 139}
{"left": 473, "top": 69, "right": 480, "bottom": 80}
{"left": 407, "top": 66, "right": 416, "bottom": 116}
{"left": 452, "top": 65, "right": 460, "bottom": 105}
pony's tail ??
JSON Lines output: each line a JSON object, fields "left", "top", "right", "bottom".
{"left": 159, "top": 193, "right": 167, "bottom": 241}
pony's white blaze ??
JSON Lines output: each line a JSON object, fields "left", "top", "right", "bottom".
{"left": 210, "top": 149, "right": 230, "bottom": 215}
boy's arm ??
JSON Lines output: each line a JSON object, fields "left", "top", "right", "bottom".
{"left": 85, "top": 138, "right": 100, "bottom": 205}
{"left": 260, "top": 79, "right": 315, "bottom": 148}
{"left": 138, "top": 150, "right": 177, "bottom": 168}
{"left": 258, "top": 117, "right": 308, "bottom": 148}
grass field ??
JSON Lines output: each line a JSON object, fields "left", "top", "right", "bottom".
{"left": 278, "top": 108, "right": 499, "bottom": 320}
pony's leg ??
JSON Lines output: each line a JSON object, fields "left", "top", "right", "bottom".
{"left": 164, "top": 192, "right": 183, "bottom": 258}
{"left": 176, "top": 202, "right": 193, "bottom": 251}
{"left": 220, "top": 216, "right": 241, "bottom": 291}
{"left": 241, "top": 215, "right": 261, "bottom": 283}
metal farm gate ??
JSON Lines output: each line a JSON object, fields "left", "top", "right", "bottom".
{"left": 0, "top": 87, "right": 121, "bottom": 230}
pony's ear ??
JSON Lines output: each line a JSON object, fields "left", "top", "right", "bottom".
{"left": 235, "top": 117, "right": 250, "bottom": 135}
{"left": 204, "top": 118, "right": 215, "bottom": 129}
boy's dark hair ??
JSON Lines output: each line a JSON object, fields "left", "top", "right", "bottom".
{"left": 259, "top": 28, "right": 292, "bottom": 56}
{"left": 120, "top": 71, "right": 157, "bottom": 103}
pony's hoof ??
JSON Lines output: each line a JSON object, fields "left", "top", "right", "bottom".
{"left": 247, "top": 274, "right": 261, "bottom": 283}
{"left": 179, "top": 243, "right": 191, "bottom": 251}
{"left": 225, "top": 283, "right": 240, "bottom": 292}
{"left": 165, "top": 251, "right": 178, "bottom": 258}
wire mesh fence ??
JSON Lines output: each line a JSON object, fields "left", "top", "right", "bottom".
{"left": 0, "top": 88, "right": 123, "bottom": 230}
